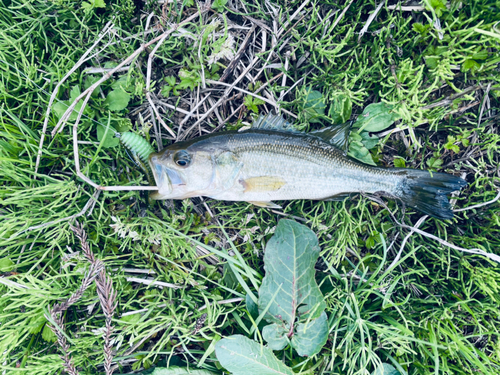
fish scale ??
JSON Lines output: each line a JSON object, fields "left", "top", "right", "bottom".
{"left": 211, "top": 130, "right": 400, "bottom": 202}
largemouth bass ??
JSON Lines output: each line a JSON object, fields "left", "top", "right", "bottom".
{"left": 148, "top": 115, "right": 466, "bottom": 219}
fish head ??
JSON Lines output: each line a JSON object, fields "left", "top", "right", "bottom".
{"left": 148, "top": 143, "right": 215, "bottom": 200}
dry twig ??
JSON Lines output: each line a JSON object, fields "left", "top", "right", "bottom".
{"left": 373, "top": 199, "right": 500, "bottom": 264}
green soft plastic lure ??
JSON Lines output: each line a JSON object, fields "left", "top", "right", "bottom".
{"left": 118, "top": 132, "right": 156, "bottom": 186}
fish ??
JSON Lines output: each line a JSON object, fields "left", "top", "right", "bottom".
{"left": 148, "top": 114, "right": 467, "bottom": 219}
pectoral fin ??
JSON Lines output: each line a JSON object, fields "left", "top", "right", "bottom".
{"left": 240, "top": 176, "right": 286, "bottom": 193}
{"left": 214, "top": 152, "right": 242, "bottom": 190}
{"left": 248, "top": 201, "right": 282, "bottom": 209}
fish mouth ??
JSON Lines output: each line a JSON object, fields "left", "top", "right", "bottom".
{"left": 150, "top": 158, "right": 184, "bottom": 197}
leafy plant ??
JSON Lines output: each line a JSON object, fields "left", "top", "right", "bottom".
{"left": 2, "top": 0, "right": 500, "bottom": 374}
{"left": 348, "top": 102, "right": 401, "bottom": 165}
{"left": 161, "top": 76, "right": 179, "bottom": 97}
{"left": 215, "top": 220, "right": 328, "bottom": 374}
{"left": 329, "top": 94, "right": 352, "bottom": 125}
{"left": 302, "top": 87, "right": 327, "bottom": 123}
{"left": 177, "top": 68, "right": 202, "bottom": 91}
{"left": 52, "top": 86, "right": 93, "bottom": 121}
{"left": 393, "top": 157, "right": 406, "bottom": 168}
{"left": 96, "top": 123, "right": 119, "bottom": 148}
{"left": 352, "top": 102, "right": 400, "bottom": 133}
{"left": 82, "top": 0, "right": 106, "bottom": 14}
{"left": 444, "top": 135, "right": 460, "bottom": 154}
{"left": 258, "top": 219, "right": 328, "bottom": 356}
{"left": 215, "top": 335, "right": 294, "bottom": 375}
{"left": 0, "top": 257, "right": 14, "bottom": 272}
{"left": 212, "top": 0, "right": 228, "bottom": 12}
{"left": 105, "top": 89, "right": 131, "bottom": 112}
{"left": 244, "top": 95, "right": 265, "bottom": 114}
{"left": 426, "top": 151, "right": 444, "bottom": 170}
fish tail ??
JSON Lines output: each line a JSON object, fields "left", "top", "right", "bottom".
{"left": 394, "top": 169, "right": 467, "bottom": 219}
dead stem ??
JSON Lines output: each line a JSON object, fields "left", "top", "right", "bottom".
{"left": 373, "top": 198, "right": 500, "bottom": 264}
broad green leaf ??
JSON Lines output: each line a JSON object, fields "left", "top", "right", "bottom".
{"left": 246, "top": 293, "right": 258, "bottom": 319}
{"left": 29, "top": 319, "right": 45, "bottom": 334}
{"left": 69, "top": 86, "right": 81, "bottom": 102}
{"left": 393, "top": 157, "right": 406, "bottom": 168}
{"left": 371, "top": 363, "right": 400, "bottom": 375}
{"left": 104, "top": 61, "right": 118, "bottom": 69}
{"left": 51, "top": 86, "right": 86, "bottom": 121}
{"left": 81, "top": 1, "right": 93, "bottom": 11}
{"left": 258, "top": 219, "right": 327, "bottom": 356}
{"left": 105, "top": 89, "right": 130, "bottom": 112}
{"left": 165, "top": 76, "right": 177, "bottom": 86}
{"left": 471, "top": 50, "right": 488, "bottom": 60}
{"left": 84, "top": 75, "right": 101, "bottom": 97}
{"left": 360, "top": 131, "right": 379, "bottom": 149}
{"left": 96, "top": 124, "right": 119, "bottom": 148}
{"left": 365, "top": 236, "right": 375, "bottom": 249}
{"left": 215, "top": 335, "right": 293, "bottom": 375}
{"left": 111, "top": 75, "right": 136, "bottom": 93}
{"left": 0, "top": 257, "right": 14, "bottom": 272}
{"left": 425, "top": 57, "right": 439, "bottom": 69}
{"left": 329, "top": 94, "right": 352, "bottom": 124}
{"left": 348, "top": 140, "right": 376, "bottom": 166}
{"left": 303, "top": 88, "right": 326, "bottom": 123}
{"left": 150, "top": 366, "right": 218, "bottom": 375}
{"left": 353, "top": 102, "right": 400, "bottom": 133}
{"left": 82, "top": 0, "right": 105, "bottom": 11}
{"left": 262, "top": 323, "right": 289, "bottom": 350}
{"left": 462, "top": 59, "right": 481, "bottom": 73}
{"left": 291, "top": 311, "right": 329, "bottom": 357}
{"left": 412, "top": 22, "right": 430, "bottom": 36}
{"left": 259, "top": 219, "right": 325, "bottom": 321}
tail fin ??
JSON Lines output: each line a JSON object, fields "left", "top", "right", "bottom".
{"left": 396, "top": 169, "right": 467, "bottom": 219}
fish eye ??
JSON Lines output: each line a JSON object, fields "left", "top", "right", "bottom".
{"left": 173, "top": 150, "right": 191, "bottom": 167}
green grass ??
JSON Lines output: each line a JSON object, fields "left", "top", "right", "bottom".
{"left": 1, "top": 0, "right": 500, "bottom": 374}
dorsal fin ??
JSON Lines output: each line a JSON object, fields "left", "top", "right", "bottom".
{"left": 251, "top": 114, "right": 298, "bottom": 132}
{"left": 310, "top": 121, "right": 351, "bottom": 153}
{"left": 251, "top": 114, "right": 351, "bottom": 152}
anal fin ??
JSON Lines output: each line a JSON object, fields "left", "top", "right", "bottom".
{"left": 248, "top": 201, "right": 282, "bottom": 209}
